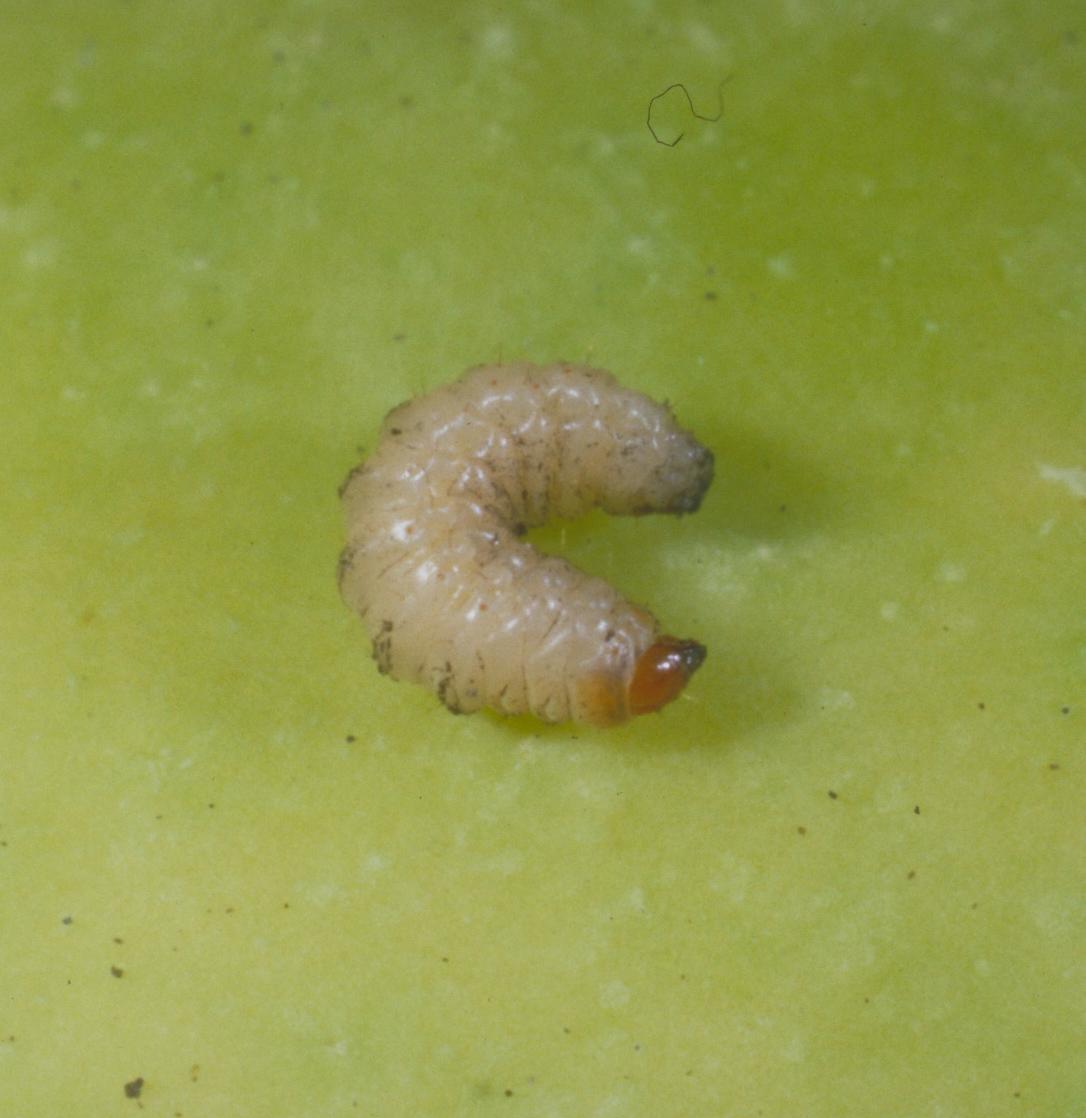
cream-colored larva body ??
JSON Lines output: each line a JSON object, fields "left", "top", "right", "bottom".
{"left": 339, "top": 363, "right": 714, "bottom": 726}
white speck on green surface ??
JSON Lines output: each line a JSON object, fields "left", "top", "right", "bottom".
{"left": 1038, "top": 462, "right": 1086, "bottom": 498}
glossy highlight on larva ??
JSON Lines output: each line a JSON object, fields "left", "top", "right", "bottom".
{"left": 338, "top": 363, "right": 714, "bottom": 727}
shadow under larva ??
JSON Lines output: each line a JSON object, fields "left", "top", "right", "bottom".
{"left": 338, "top": 362, "right": 714, "bottom": 728}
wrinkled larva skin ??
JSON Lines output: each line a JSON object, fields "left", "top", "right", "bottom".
{"left": 339, "top": 363, "right": 714, "bottom": 726}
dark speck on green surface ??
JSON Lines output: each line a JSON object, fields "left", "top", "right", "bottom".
{"left": 124, "top": 1077, "right": 144, "bottom": 1099}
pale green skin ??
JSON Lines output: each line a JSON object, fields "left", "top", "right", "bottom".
{"left": 2, "top": 3, "right": 1083, "bottom": 1117}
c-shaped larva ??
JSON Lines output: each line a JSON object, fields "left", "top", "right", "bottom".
{"left": 338, "top": 362, "right": 714, "bottom": 727}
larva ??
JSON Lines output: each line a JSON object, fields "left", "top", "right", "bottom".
{"left": 338, "top": 362, "right": 714, "bottom": 727}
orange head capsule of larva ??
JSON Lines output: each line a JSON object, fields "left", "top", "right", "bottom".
{"left": 627, "top": 637, "right": 707, "bottom": 717}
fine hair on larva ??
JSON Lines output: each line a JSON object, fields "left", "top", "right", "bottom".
{"left": 339, "top": 362, "right": 714, "bottom": 727}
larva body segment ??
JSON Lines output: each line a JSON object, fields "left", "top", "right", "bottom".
{"left": 339, "top": 363, "right": 714, "bottom": 727}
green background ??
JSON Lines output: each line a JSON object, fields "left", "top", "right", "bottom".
{"left": 2, "top": 2, "right": 1083, "bottom": 1115}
